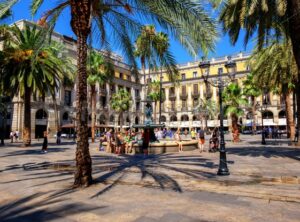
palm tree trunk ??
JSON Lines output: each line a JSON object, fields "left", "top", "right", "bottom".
{"left": 70, "top": 0, "right": 92, "bottom": 187}
{"left": 142, "top": 61, "right": 146, "bottom": 123}
{"left": 231, "top": 113, "right": 239, "bottom": 142}
{"left": 23, "top": 86, "right": 31, "bottom": 146}
{"left": 285, "top": 92, "right": 295, "bottom": 139}
{"left": 91, "top": 85, "right": 96, "bottom": 143}
{"left": 287, "top": 0, "right": 300, "bottom": 145}
{"left": 252, "top": 96, "right": 257, "bottom": 134}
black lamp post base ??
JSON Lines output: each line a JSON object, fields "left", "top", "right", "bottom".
{"left": 217, "top": 167, "right": 230, "bottom": 176}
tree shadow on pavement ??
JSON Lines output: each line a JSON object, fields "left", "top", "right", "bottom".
{"left": 227, "top": 146, "right": 300, "bottom": 161}
{"left": 0, "top": 192, "right": 104, "bottom": 222}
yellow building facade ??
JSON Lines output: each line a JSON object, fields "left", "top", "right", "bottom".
{"left": 141, "top": 52, "right": 293, "bottom": 131}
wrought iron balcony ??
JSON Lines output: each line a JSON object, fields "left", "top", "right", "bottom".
{"left": 180, "top": 93, "right": 188, "bottom": 100}
{"left": 192, "top": 91, "right": 199, "bottom": 98}
{"left": 169, "top": 93, "right": 176, "bottom": 100}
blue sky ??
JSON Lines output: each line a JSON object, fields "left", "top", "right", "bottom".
{"left": 6, "top": 0, "right": 254, "bottom": 65}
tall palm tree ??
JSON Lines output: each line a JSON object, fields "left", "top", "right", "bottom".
{"left": 218, "top": 0, "right": 300, "bottom": 143}
{"left": 222, "top": 83, "right": 248, "bottom": 140}
{"left": 87, "top": 51, "right": 113, "bottom": 143}
{"left": 249, "top": 40, "right": 298, "bottom": 139}
{"left": 148, "top": 80, "right": 163, "bottom": 123}
{"left": 0, "top": 24, "right": 74, "bottom": 146}
{"left": 110, "top": 89, "right": 131, "bottom": 130}
{"left": 2, "top": 0, "right": 218, "bottom": 187}
{"left": 242, "top": 73, "right": 261, "bottom": 133}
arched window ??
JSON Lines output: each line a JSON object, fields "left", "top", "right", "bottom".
{"left": 170, "top": 115, "right": 177, "bottom": 122}
{"left": 181, "top": 115, "right": 189, "bottom": 121}
{"left": 278, "top": 110, "right": 286, "bottom": 119}
{"left": 62, "top": 112, "right": 69, "bottom": 121}
{"left": 135, "top": 116, "right": 139, "bottom": 124}
{"left": 126, "top": 116, "right": 130, "bottom": 124}
{"left": 192, "top": 115, "right": 199, "bottom": 121}
{"left": 160, "top": 115, "right": 166, "bottom": 122}
{"left": 246, "top": 112, "right": 253, "bottom": 120}
{"left": 109, "top": 115, "right": 114, "bottom": 123}
{"left": 99, "top": 114, "right": 106, "bottom": 124}
{"left": 262, "top": 110, "right": 274, "bottom": 119}
{"left": 36, "top": 109, "right": 47, "bottom": 119}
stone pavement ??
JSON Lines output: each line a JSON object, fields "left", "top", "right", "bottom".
{"left": 0, "top": 134, "right": 300, "bottom": 222}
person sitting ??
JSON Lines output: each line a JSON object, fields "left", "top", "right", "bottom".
{"left": 174, "top": 128, "right": 183, "bottom": 152}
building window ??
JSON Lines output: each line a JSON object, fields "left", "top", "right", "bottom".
{"left": 135, "top": 89, "right": 140, "bottom": 97}
{"left": 126, "top": 87, "right": 130, "bottom": 93}
{"left": 181, "top": 73, "right": 186, "bottom": 80}
{"left": 218, "top": 68, "right": 223, "bottom": 74}
{"left": 136, "top": 102, "right": 140, "bottom": 111}
{"left": 193, "top": 98, "right": 198, "bottom": 106}
{"left": 182, "top": 100, "right": 187, "bottom": 108}
{"left": 119, "top": 72, "right": 123, "bottom": 79}
{"left": 193, "top": 84, "right": 198, "bottom": 93}
{"left": 193, "top": 71, "right": 197, "bottom": 78}
{"left": 171, "top": 101, "right": 176, "bottom": 110}
{"left": 181, "top": 85, "right": 186, "bottom": 95}
{"left": 246, "top": 65, "right": 250, "bottom": 71}
{"left": 110, "top": 84, "right": 115, "bottom": 93}
{"left": 64, "top": 90, "right": 72, "bottom": 106}
{"left": 170, "top": 87, "right": 175, "bottom": 95}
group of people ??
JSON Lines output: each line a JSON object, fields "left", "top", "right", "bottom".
{"left": 100, "top": 129, "right": 151, "bottom": 156}
{"left": 9, "top": 131, "right": 19, "bottom": 143}
{"left": 262, "top": 126, "right": 282, "bottom": 139}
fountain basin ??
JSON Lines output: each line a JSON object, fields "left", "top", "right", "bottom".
{"left": 102, "top": 140, "right": 199, "bottom": 154}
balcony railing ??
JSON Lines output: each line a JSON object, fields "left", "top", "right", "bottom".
{"left": 135, "top": 95, "right": 141, "bottom": 101}
{"left": 99, "top": 88, "right": 107, "bottom": 96}
{"left": 180, "top": 93, "right": 188, "bottom": 100}
{"left": 181, "top": 107, "right": 188, "bottom": 112}
{"left": 169, "top": 93, "right": 176, "bottom": 100}
{"left": 192, "top": 91, "right": 199, "bottom": 98}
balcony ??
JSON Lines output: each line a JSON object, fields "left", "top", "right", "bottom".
{"left": 135, "top": 95, "right": 141, "bottom": 101}
{"left": 192, "top": 91, "right": 199, "bottom": 98}
{"left": 181, "top": 107, "right": 188, "bottom": 112}
{"left": 169, "top": 93, "right": 176, "bottom": 100}
{"left": 203, "top": 91, "right": 212, "bottom": 99}
{"left": 180, "top": 93, "right": 188, "bottom": 100}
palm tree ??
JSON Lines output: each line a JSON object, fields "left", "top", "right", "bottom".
{"left": 193, "top": 98, "right": 218, "bottom": 131}
{"left": 87, "top": 51, "right": 113, "bottom": 143}
{"left": 2, "top": 0, "right": 218, "bottom": 187}
{"left": 242, "top": 73, "right": 261, "bottom": 133}
{"left": 222, "top": 83, "right": 248, "bottom": 141}
{"left": 249, "top": 40, "right": 297, "bottom": 139}
{"left": 110, "top": 89, "right": 131, "bottom": 130}
{"left": 0, "top": 24, "right": 73, "bottom": 146}
{"left": 218, "top": 0, "right": 300, "bottom": 143}
{"left": 148, "top": 80, "right": 164, "bottom": 123}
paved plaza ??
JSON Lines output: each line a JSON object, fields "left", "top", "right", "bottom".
{"left": 0, "top": 135, "right": 300, "bottom": 222}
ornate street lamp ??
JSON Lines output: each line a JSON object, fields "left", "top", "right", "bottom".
{"left": 256, "top": 91, "right": 268, "bottom": 145}
{"left": 199, "top": 56, "right": 236, "bottom": 176}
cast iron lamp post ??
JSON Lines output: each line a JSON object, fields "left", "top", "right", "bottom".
{"left": 198, "top": 56, "right": 236, "bottom": 176}
{"left": 256, "top": 99, "right": 268, "bottom": 145}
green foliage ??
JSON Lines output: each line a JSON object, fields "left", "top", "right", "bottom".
{"left": 242, "top": 73, "right": 261, "bottom": 98}
{"left": 110, "top": 89, "right": 132, "bottom": 114}
{"left": 87, "top": 50, "right": 114, "bottom": 86}
{"left": 249, "top": 40, "right": 297, "bottom": 94}
{"left": 222, "top": 83, "right": 248, "bottom": 117}
{"left": 219, "top": 0, "right": 288, "bottom": 49}
{"left": 148, "top": 80, "right": 164, "bottom": 102}
{"left": 194, "top": 98, "right": 219, "bottom": 120}
{"left": 0, "top": 24, "right": 75, "bottom": 97}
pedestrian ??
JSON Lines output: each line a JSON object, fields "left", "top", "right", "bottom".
{"left": 56, "top": 128, "right": 62, "bottom": 145}
{"left": 198, "top": 128, "right": 205, "bottom": 152}
{"left": 10, "top": 131, "right": 14, "bottom": 143}
{"left": 15, "top": 130, "right": 19, "bottom": 142}
{"left": 191, "top": 128, "right": 196, "bottom": 140}
{"left": 41, "top": 131, "right": 48, "bottom": 153}
{"left": 162, "top": 128, "right": 167, "bottom": 139}
{"left": 184, "top": 129, "right": 188, "bottom": 139}
{"left": 174, "top": 128, "right": 183, "bottom": 152}
{"left": 142, "top": 128, "right": 150, "bottom": 157}
{"left": 115, "top": 131, "right": 123, "bottom": 155}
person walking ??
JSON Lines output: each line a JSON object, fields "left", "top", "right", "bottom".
{"left": 142, "top": 128, "right": 150, "bottom": 157}
{"left": 191, "top": 128, "right": 196, "bottom": 140}
{"left": 198, "top": 128, "right": 205, "bottom": 152}
{"left": 41, "top": 131, "right": 48, "bottom": 153}
{"left": 56, "top": 129, "right": 62, "bottom": 145}
{"left": 10, "top": 131, "right": 14, "bottom": 143}
{"left": 15, "top": 130, "right": 19, "bottom": 142}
